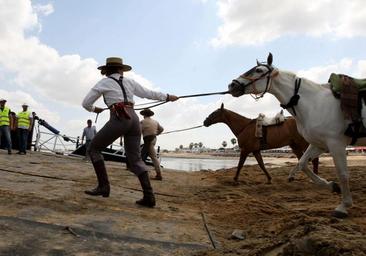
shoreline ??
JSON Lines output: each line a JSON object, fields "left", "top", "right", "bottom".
{"left": 160, "top": 152, "right": 366, "bottom": 171}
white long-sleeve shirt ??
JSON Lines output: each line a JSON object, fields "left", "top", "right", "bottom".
{"left": 82, "top": 73, "right": 168, "bottom": 112}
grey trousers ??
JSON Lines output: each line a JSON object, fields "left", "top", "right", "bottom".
{"left": 142, "top": 136, "right": 162, "bottom": 175}
{"left": 87, "top": 108, "right": 147, "bottom": 176}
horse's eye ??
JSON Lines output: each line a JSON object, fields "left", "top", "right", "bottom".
{"left": 255, "top": 68, "right": 263, "bottom": 73}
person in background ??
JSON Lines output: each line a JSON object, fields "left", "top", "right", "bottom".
{"left": 81, "top": 119, "right": 97, "bottom": 160}
{"left": 82, "top": 56, "right": 178, "bottom": 207}
{"left": 140, "top": 108, "right": 164, "bottom": 180}
{"left": 0, "top": 99, "right": 13, "bottom": 154}
{"left": 16, "top": 103, "right": 32, "bottom": 155}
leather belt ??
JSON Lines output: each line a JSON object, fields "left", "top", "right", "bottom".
{"left": 110, "top": 102, "right": 134, "bottom": 119}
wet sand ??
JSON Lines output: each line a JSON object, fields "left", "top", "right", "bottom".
{"left": 0, "top": 150, "right": 365, "bottom": 255}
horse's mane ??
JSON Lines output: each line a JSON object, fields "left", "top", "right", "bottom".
{"left": 224, "top": 108, "right": 252, "bottom": 122}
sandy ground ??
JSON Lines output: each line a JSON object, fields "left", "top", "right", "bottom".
{"left": 0, "top": 151, "right": 365, "bottom": 255}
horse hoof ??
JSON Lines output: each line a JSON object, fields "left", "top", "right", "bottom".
{"left": 331, "top": 182, "right": 341, "bottom": 194}
{"left": 288, "top": 177, "right": 295, "bottom": 182}
{"left": 331, "top": 210, "right": 348, "bottom": 219}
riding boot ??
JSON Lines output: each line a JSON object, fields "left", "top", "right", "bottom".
{"left": 153, "top": 170, "right": 163, "bottom": 181}
{"left": 85, "top": 160, "right": 110, "bottom": 197}
{"left": 136, "top": 172, "right": 156, "bottom": 207}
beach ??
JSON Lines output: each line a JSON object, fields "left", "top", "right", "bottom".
{"left": 0, "top": 151, "right": 365, "bottom": 255}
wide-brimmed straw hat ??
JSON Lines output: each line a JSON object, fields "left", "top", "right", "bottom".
{"left": 97, "top": 57, "right": 132, "bottom": 72}
{"left": 140, "top": 108, "right": 154, "bottom": 117}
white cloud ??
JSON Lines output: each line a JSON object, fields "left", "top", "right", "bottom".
{"left": 0, "top": 89, "right": 60, "bottom": 124}
{"left": 34, "top": 3, "right": 54, "bottom": 16}
{"left": 297, "top": 58, "right": 366, "bottom": 82}
{"left": 0, "top": 0, "right": 98, "bottom": 106}
{"left": 211, "top": 0, "right": 366, "bottom": 47}
{"left": 0, "top": 0, "right": 158, "bottom": 107}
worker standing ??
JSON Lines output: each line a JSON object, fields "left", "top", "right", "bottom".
{"left": 81, "top": 119, "right": 97, "bottom": 160}
{"left": 16, "top": 103, "right": 32, "bottom": 155}
{"left": 140, "top": 108, "right": 164, "bottom": 180}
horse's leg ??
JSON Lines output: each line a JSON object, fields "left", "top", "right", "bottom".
{"left": 234, "top": 150, "right": 247, "bottom": 183}
{"left": 312, "top": 158, "right": 319, "bottom": 174}
{"left": 327, "top": 142, "right": 352, "bottom": 218}
{"left": 287, "top": 145, "right": 303, "bottom": 182}
{"left": 297, "top": 144, "right": 334, "bottom": 190}
{"left": 288, "top": 145, "right": 324, "bottom": 182}
{"left": 253, "top": 151, "right": 271, "bottom": 184}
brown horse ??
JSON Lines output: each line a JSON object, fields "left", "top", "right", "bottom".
{"left": 203, "top": 104, "right": 318, "bottom": 183}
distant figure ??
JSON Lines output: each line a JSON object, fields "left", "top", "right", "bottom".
{"left": 0, "top": 99, "right": 12, "bottom": 154}
{"left": 16, "top": 103, "right": 32, "bottom": 155}
{"left": 140, "top": 108, "right": 164, "bottom": 180}
{"left": 81, "top": 119, "right": 97, "bottom": 160}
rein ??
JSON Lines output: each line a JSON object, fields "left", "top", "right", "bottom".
{"left": 134, "top": 90, "right": 229, "bottom": 110}
{"left": 280, "top": 78, "right": 301, "bottom": 116}
{"left": 95, "top": 90, "right": 229, "bottom": 122}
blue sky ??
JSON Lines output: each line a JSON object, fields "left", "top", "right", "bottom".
{"left": 1, "top": 0, "right": 366, "bottom": 150}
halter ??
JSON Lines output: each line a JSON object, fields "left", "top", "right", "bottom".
{"left": 232, "top": 64, "right": 278, "bottom": 100}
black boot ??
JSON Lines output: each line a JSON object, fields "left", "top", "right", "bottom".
{"left": 136, "top": 172, "right": 156, "bottom": 207}
{"left": 85, "top": 160, "right": 110, "bottom": 197}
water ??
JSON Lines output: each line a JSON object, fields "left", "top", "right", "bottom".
{"left": 160, "top": 156, "right": 257, "bottom": 171}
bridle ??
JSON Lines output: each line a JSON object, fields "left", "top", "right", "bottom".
{"left": 232, "top": 63, "right": 278, "bottom": 100}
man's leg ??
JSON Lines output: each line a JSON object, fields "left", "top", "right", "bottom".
{"left": 85, "top": 119, "right": 125, "bottom": 197}
{"left": 84, "top": 140, "right": 90, "bottom": 161}
{"left": 3, "top": 126, "right": 12, "bottom": 154}
{"left": 0, "top": 126, "right": 3, "bottom": 149}
{"left": 124, "top": 134, "right": 155, "bottom": 207}
{"left": 148, "top": 138, "right": 162, "bottom": 180}
{"left": 19, "top": 129, "right": 28, "bottom": 153}
{"left": 17, "top": 129, "right": 22, "bottom": 154}
{"left": 23, "top": 129, "right": 29, "bottom": 153}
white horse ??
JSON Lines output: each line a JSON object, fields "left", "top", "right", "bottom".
{"left": 228, "top": 53, "right": 366, "bottom": 218}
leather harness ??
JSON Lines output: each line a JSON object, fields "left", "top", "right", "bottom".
{"left": 280, "top": 78, "right": 301, "bottom": 116}
{"left": 108, "top": 76, "right": 134, "bottom": 119}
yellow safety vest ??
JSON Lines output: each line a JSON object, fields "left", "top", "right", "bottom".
{"left": 0, "top": 107, "right": 10, "bottom": 126}
{"left": 17, "top": 111, "right": 31, "bottom": 129}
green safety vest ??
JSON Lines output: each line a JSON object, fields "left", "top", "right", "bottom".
{"left": 0, "top": 107, "right": 10, "bottom": 126}
{"left": 17, "top": 111, "right": 31, "bottom": 128}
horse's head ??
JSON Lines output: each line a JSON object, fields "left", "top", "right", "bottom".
{"left": 228, "top": 53, "right": 277, "bottom": 99}
{"left": 203, "top": 103, "right": 226, "bottom": 127}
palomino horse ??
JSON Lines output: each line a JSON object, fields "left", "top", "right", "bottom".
{"left": 228, "top": 53, "right": 363, "bottom": 218}
{"left": 203, "top": 103, "right": 318, "bottom": 183}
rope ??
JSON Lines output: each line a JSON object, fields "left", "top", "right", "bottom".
{"left": 134, "top": 101, "right": 167, "bottom": 111}
{"left": 0, "top": 168, "right": 179, "bottom": 197}
{"left": 134, "top": 100, "right": 162, "bottom": 107}
{"left": 178, "top": 90, "right": 229, "bottom": 99}
{"left": 95, "top": 90, "right": 229, "bottom": 122}
{"left": 135, "top": 90, "right": 229, "bottom": 111}
{"left": 160, "top": 125, "right": 203, "bottom": 135}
